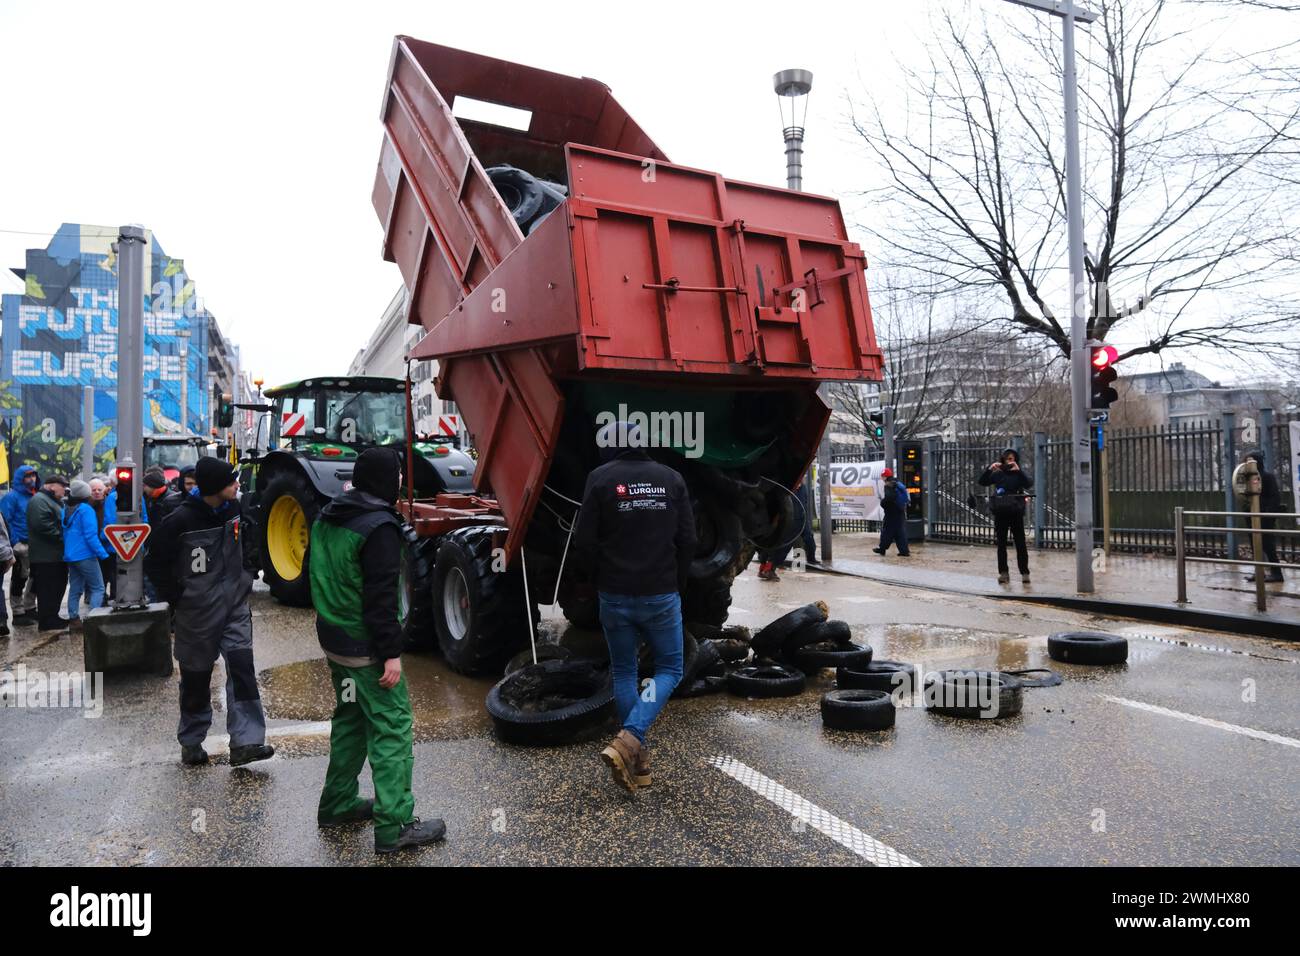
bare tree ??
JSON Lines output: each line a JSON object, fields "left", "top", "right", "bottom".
{"left": 849, "top": 0, "right": 1300, "bottom": 366}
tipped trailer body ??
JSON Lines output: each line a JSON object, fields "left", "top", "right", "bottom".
{"left": 372, "top": 37, "right": 883, "bottom": 673}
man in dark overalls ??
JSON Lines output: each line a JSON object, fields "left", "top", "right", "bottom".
{"left": 147, "top": 457, "right": 273, "bottom": 767}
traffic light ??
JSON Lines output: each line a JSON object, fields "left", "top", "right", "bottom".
{"left": 1089, "top": 344, "right": 1120, "bottom": 410}
{"left": 216, "top": 388, "right": 234, "bottom": 428}
{"left": 868, "top": 410, "right": 885, "bottom": 440}
{"left": 115, "top": 464, "right": 135, "bottom": 514}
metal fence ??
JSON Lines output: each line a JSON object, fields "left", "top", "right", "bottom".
{"left": 815, "top": 411, "right": 1298, "bottom": 560}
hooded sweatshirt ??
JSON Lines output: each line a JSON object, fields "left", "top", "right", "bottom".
{"left": 0, "top": 465, "right": 39, "bottom": 543}
{"left": 573, "top": 448, "right": 697, "bottom": 596}
{"left": 978, "top": 448, "right": 1034, "bottom": 507}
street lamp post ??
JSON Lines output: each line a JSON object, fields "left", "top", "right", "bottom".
{"left": 1001, "top": 0, "right": 1099, "bottom": 593}
{"left": 774, "top": 68, "right": 833, "bottom": 565}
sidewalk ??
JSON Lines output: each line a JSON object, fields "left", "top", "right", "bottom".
{"left": 816, "top": 533, "right": 1299, "bottom": 639}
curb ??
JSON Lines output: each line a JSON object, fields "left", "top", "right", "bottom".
{"left": 813, "top": 564, "right": 1298, "bottom": 641}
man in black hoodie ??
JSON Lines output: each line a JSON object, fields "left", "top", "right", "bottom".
{"left": 574, "top": 421, "right": 696, "bottom": 793}
{"left": 978, "top": 448, "right": 1034, "bottom": 585}
{"left": 147, "top": 457, "right": 273, "bottom": 767}
{"left": 1244, "top": 450, "right": 1284, "bottom": 583}
{"left": 311, "top": 447, "right": 445, "bottom": 854}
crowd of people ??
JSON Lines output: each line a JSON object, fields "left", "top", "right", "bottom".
{"left": 0, "top": 463, "right": 200, "bottom": 637}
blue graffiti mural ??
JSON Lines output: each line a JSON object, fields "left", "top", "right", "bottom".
{"left": 1, "top": 223, "right": 213, "bottom": 476}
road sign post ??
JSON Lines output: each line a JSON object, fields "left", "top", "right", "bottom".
{"left": 84, "top": 225, "right": 172, "bottom": 679}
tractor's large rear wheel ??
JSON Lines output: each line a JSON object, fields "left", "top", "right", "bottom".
{"left": 260, "top": 472, "right": 320, "bottom": 607}
{"left": 432, "top": 526, "right": 536, "bottom": 675}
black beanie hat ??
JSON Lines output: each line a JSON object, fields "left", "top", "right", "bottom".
{"left": 143, "top": 467, "right": 168, "bottom": 489}
{"left": 195, "top": 457, "right": 237, "bottom": 496}
{"left": 353, "top": 447, "right": 402, "bottom": 505}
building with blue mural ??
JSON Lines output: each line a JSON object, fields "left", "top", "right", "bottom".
{"left": 1, "top": 223, "right": 222, "bottom": 477}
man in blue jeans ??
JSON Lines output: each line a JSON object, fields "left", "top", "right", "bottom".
{"left": 574, "top": 421, "right": 696, "bottom": 793}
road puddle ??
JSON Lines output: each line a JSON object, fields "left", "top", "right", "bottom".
{"left": 260, "top": 654, "right": 495, "bottom": 741}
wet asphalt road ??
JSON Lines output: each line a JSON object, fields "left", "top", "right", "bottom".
{"left": 1, "top": 567, "right": 1297, "bottom": 866}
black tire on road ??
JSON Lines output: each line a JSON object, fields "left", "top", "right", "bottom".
{"left": 1004, "top": 668, "right": 1063, "bottom": 688}
{"left": 750, "top": 601, "right": 829, "bottom": 658}
{"left": 726, "top": 663, "right": 806, "bottom": 699}
{"left": 639, "top": 631, "right": 700, "bottom": 698}
{"left": 432, "top": 526, "right": 535, "bottom": 675}
{"left": 924, "top": 669, "right": 1023, "bottom": 719}
{"left": 820, "top": 690, "right": 896, "bottom": 731}
{"left": 1047, "top": 631, "right": 1128, "bottom": 665}
{"left": 505, "top": 644, "right": 573, "bottom": 676}
{"left": 782, "top": 618, "right": 853, "bottom": 656}
{"left": 836, "top": 660, "right": 917, "bottom": 696}
{"left": 485, "top": 659, "right": 614, "bottom": 746}
{"left": 792, "top": 641, "right": 873, "bottom": 673}
{"left": 259, "top": 471, "right": 321, "bottom": 607}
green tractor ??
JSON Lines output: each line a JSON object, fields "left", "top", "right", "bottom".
{"left": 238, "top": 376, "right": 475, "bottom": 606}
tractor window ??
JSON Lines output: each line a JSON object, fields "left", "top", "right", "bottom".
{"left": 145, "top": 443, "right": 201, "bottom": 470}
{"left": 320, "top": 389, "right": 407, "bottom": 447}
{"left": 276, "top": 395, "right": 317, "bottom": 448}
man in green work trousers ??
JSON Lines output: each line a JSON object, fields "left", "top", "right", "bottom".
{"left": 310, "top": 447, "right": 446, "bottom": 854}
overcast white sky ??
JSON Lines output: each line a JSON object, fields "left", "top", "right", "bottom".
{"left": 0, "top": 0, "right": 1291, "bottom": 385}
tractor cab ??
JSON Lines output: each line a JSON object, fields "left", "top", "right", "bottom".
{"left": 240, "top": 375, "right": 477, "bottom": 606}
{"left": 142, "top": 434, "right": 208, "bottom": 484}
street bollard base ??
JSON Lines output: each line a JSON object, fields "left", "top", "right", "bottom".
{"left": 84, "top": 604, "right": 173, "bottom": 678}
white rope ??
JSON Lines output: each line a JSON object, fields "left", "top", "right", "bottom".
{"left": 519, "top": 546, "right": 537, "bottom": 665}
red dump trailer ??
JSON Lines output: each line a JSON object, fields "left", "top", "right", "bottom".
{"left": 373, "top": 37, "right": 883, "bottom": 674}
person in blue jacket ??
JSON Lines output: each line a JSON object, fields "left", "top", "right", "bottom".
{"left": 90, "top": 476, "right": 116, "bottom": 604}
{"left": 1, "top": 464, "right": 41, "bottom": 625}
{"left": 63, "top": 480, "right": 109, "bottom": 630}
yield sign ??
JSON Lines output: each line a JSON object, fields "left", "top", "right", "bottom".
{"left": 104, "top": 523, "right": 151, "bottom": 562}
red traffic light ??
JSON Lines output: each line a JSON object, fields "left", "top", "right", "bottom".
{"left": 115, "top": 467, "right": 132, "bottom": 483}
{"left": 1091, "top": 344, "right": 1118, "bottom": 369}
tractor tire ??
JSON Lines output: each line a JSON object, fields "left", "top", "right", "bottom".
{"left": 432, "top": 526, "right": 535, "bottom": 675}
{"left": 260, "top": 471, "right": 321, "bottom": 607}
{"left": 684, "top": 574, "right": 734, "bottom": 628}
{"left": 691, "top": 496, "right": 742, "bottom": 580}
{"left": 401, "top": 533, "right": 437, "bottom": 651}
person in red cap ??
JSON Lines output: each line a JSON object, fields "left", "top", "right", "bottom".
{"left": 872, "top": 467, "right": 911, "bottom": 557}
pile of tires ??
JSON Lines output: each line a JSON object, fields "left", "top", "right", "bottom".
{"left": 485, "top": 658, "right": 614, "bottom": 746}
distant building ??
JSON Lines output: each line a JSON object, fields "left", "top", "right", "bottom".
{"left": 1124, "top": 362, "right": 1214, "bottom": 396}
{"left": 347, "top": 287, "right": 451, "bottom": 438}
{"left": 881, "top": 328, "right": 1052, "bottom": 440}
{"left": 0, "top": 223, "right": 228, "bottom": 476}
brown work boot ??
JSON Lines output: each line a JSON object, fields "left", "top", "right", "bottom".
{"left": 633, "top": 746, "right": 651, "bottom": 788}
{"left": 600, "top": 730, "right": 642, "bottom": 793}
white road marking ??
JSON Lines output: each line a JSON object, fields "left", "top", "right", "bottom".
{"left": 709, "top": 754, "right": 922, "bottom": 866}
{"left": 840, "top": 596, "right": 885, "bottom": 604}
{"left": 1100, "top": 695, "right": 1300, "bottom": 750}
{"left": 204, "top": 720, "right": 333, "bottom": 755}
{"left": 729, "top": 606, "right": 752, "bottom": 615}
{"left": 1120, "top": 630, "right": 1297, "bottom": 664}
